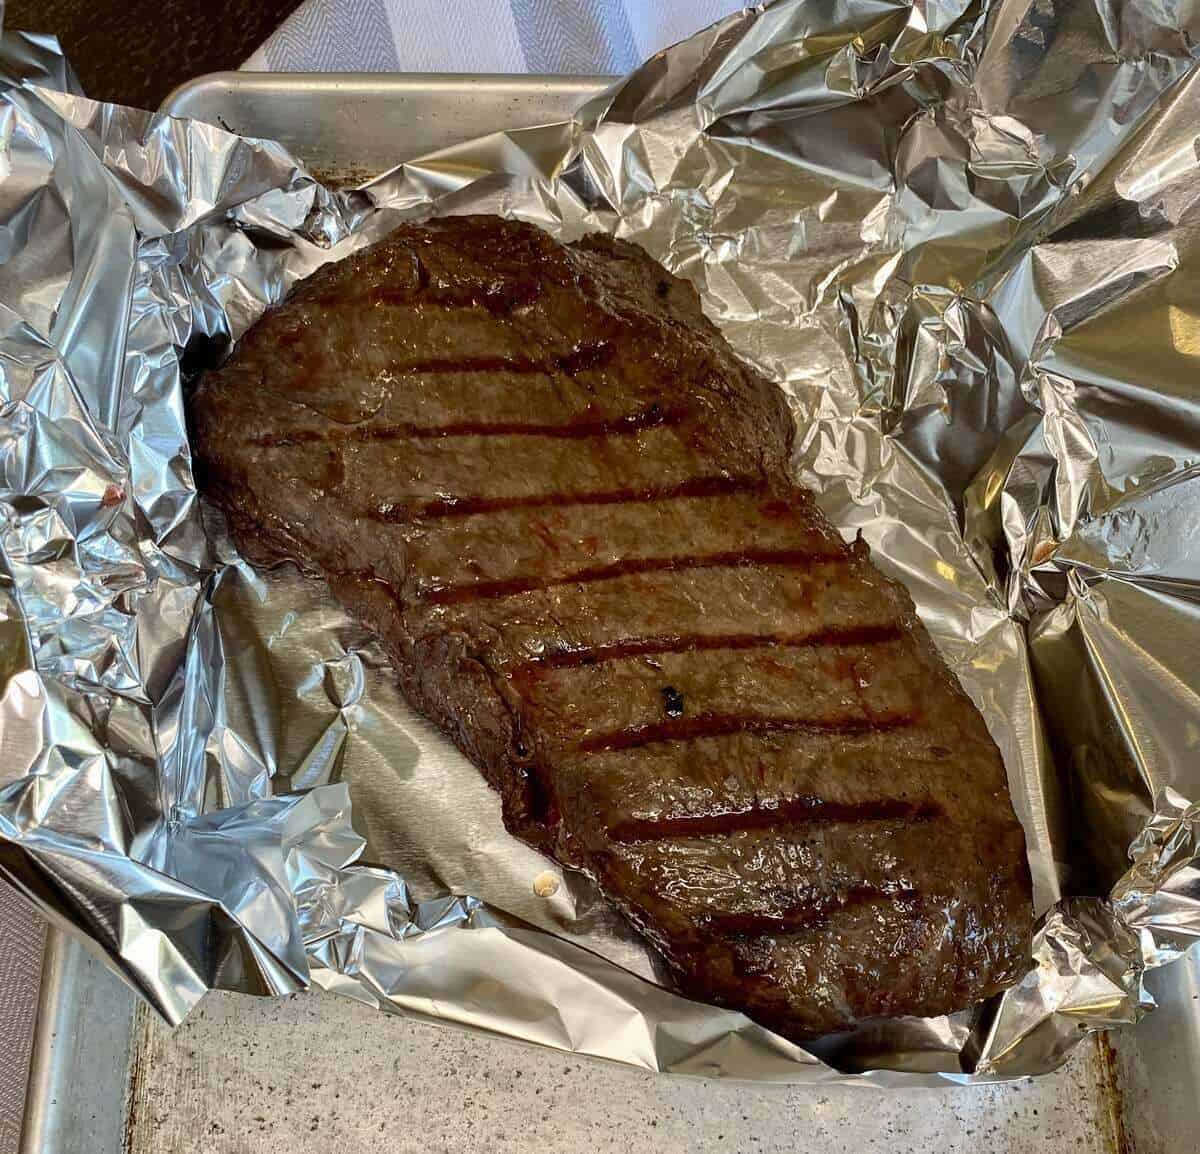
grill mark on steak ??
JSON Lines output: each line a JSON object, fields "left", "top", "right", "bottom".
{"left": 247, "top": 403, "right": 676, "bottom": 448}
{"left": 517, "top": 623, "right": 904, "bottom": 671}
{"left": 308, "top": 272, "right": 553, "bottom": 318}
{"left": 401, "top": 490, "right": 840, "bottom": 591}
{"left": 269, "top": 336, "right": 615, "bottom": 396}
{"left": 370, "top": 345, "right": 615, "bottom": 379}
{"left": 592, "top": 816, "right": 1025, "bottom": 950}
{"left": 563, "top": 729, "right": 1013, "bottom": 836}
{"left": 706, "top": 886, "right": 922, "bottom": 938}
{"left": 605, "top": 795, "right": 941, "bottom": 842}
{"left": 578, "top": 712, "right": 916, "bottom": 753}
{"left": 189, "top": 216, "right": 1034, "bottom": 1041}
{"left": 419, "top": 548, "right": 841, "bottom": 604}
{"left": 372, "top": 475, "right": 763, "bottom": 521}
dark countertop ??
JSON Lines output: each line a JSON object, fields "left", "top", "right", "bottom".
{"left": 7, "top": 0, "right": 303, "bottom": 108}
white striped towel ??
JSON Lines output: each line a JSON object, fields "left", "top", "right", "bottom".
{"left": 244, "top": 0, "right": 742, "bottom": 74}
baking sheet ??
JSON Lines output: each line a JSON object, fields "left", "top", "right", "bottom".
{"left": 163, "top": 72, "right": 615, "bottom": 182}
{"left": 4, "top": 0, "right": 1200, "bottom": 1095}
{"left": 160, "top": 56, "right": 1200, "bottom": 1080}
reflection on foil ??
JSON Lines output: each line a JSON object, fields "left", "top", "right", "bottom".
{"left": 1, "top": 0, "right": 1200, "bottom": 1081}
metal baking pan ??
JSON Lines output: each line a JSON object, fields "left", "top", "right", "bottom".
{"left": 162, "top": 71, "right": 614, "bottom": 181}
{"left": 16, "top": 71, "right": 1193, "bottom": 1154}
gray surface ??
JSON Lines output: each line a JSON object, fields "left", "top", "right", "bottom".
{"left": 127, "top": 987, "right": 1119, "bottom": 1154}
{"left": 0, "top": 888, "right": 43, "bottom": 1154}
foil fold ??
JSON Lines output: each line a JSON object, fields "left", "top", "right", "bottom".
{"left": 1, "top": 0, "right": 1200, "bottom": 1080}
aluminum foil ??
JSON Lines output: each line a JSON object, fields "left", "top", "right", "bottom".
{"left": 2, "top": 0, "right": 1200, "bottom": 1081}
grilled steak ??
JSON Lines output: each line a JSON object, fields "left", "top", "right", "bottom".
{"left": 188, "top": 215, "right": 1033, "bottom": 1039}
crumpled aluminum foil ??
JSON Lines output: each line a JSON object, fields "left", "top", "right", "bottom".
{"left": 2, "top": 0, "right": 1200, "bottom": 1081}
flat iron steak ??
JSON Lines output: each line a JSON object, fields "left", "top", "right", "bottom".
{"left": 188, "top": 215, "right": 1033, "bottom": 1040}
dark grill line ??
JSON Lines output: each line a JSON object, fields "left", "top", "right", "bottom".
{"left": 283, "top": 340, "right": 614, "bottom": 382}
{"left": 579, "top": 712, "right": 916, "bottom": 753}
{"left": 372, "top": 475, "right": 764, "bottom": 522}
{"left": 419, "top": 548, "right": 840, "bottom": 605}
{"left": 517, "top": 624, "right": 903, "bottom": 672}
{"left": 246, "top": 403, "right": 675, "bottom": 449}
{"left": 379, "top": 350, "right": 608, "bottom": 377}
{"left": 705, "top": 886, "right": 921, "bottom": 938}
{"left": 605, "top": 796, "right": 940, "bottom": 843}
{"left": 308, "top": 277, "right": 545, "bottom": 318}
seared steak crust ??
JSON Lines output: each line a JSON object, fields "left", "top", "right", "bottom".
{"left": 189, "top": 215, "right": 1033, "bottom": 1039}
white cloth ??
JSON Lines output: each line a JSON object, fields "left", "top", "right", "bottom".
{"left": 244, "top": 0, "right": 741, "bottom": 74}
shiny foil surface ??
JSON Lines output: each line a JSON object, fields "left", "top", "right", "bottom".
{"left": 1, "top": 0, "right": 1199, "bottom": 1081}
